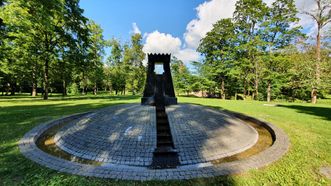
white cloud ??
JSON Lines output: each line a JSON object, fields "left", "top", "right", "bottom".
{"left": 264, "top": 0, "right": 275, "bottom": 6}
{"left": 141, "top": 0, "right": 327, "bottom": 65}
{"left": 176, "top": 49, "right": 200, "bottom": 62}
{"left": 142, "top": 31, "right": 200, "bottom": 63}
{"left": 183, "top": 0, "right": 324, "bottom": 49}
{"left": 131, "top": 22, "right": 141, "bottom": 34}
{"left": 143, "top": 31, "right": 181, "bottom": 54}
{"left": 184, "top": 0, "right": 237, "bottom": 49}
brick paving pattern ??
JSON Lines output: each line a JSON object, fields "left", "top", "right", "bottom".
{"left": 19, "top": 103, "right": 290, "bottom": 180}
{"left": 54, "top": 104, "right": 156, "bottom": 166}
{"left": 167, "top": 104, "right": 258, "bottom": 165}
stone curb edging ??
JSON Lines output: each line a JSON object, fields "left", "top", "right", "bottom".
{"left": 19, "top": 105, "right": 290, "bottom": 180}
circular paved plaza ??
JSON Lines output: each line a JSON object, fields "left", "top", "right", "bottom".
{"left": 20, "top": 103, "right": 289, "bottom": 180}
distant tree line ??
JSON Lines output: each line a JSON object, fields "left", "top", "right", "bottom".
{"left": 0, "top": 0, "right": 330, "bottom": 104}
{"left": 0, "top": 0, "right": 145, "bottom": 99}
{"left": 173, "top": 0, "right": 331, "bottom": 103}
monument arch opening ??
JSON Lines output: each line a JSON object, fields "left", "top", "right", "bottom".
{"left": 141, "top": 53, "right": 177, "bottom": 106}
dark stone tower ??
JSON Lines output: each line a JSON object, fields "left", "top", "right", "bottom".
{"left": 141, "top": 54, "right": 177, "bottom": 106}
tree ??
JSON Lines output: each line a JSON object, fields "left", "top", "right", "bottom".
{"left": 261, "top": 0, "right": 301, "bottom": 102}
{"left": 106, "top": 38, "right": 126, "bottom": 95}
{"left": 1, "top": 0, "right": 40, "bottom": 96}
{"left": 233, "top": 0, "right": 268, "bottom": 100}
{"left": 1, "top": 0, "right": 90, "bottom": 99}
{"left": 171, "top": 57, "right": 191, "bottom": 95}
{"left": 86, "top": 20, "right": 105, "bottom": 95}
{"left": 303, "top": 0, "right": 331, "bottom": 103}
{"left": 124, "top": 34, "right": 145, "bottom": 95}
{"left": 58, "top": 0, "right": 89, "bottom": 96}
{"left": 107, "top": 38, "right": 122, "bottom": 66}
{"left": 198, "top": 18, "right": 236, "bottom": 99}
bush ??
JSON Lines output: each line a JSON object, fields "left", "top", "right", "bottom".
{"left": 68, "top": 83, "right": 79, "bottom": 95}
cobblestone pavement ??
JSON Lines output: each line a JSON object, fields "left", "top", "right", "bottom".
{"left": 166, "top": 104, "right": 258, "bottom": 165}
{"left": 54, "top": 104, "right": 156, "bottom": 166}
{"left": 19, "top": 103, "right": 290, "bottom": 180}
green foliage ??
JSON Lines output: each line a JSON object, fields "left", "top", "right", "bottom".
{"left": 195, "top": 0, "right": 330, "bottom": 102}
{"left": 68, "top": 83, "right": 79, "bottom": 95}
{"left": 105, "top": 33, "right": 145, "bottom": 95}
{"left": 171, "top": 57, "right": 192, "bottom": 94}
{"left": 0, "top": 0, "right": 92, "bottom": 99}
{"left": 107, "top": 38, "right": 122, "bottom": 66}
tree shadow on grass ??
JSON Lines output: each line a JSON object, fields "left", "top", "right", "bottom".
{"left": 277, "top": 105, "right": 331, "bottom": 121}
{"left": 0, "top": 100, "right": 238, "bottom": 185}
{"left": 0, "top": 101, "right": 139, "bottom": 184}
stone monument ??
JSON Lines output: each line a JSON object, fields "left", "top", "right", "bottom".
{"left": 141, "top": 53, "right": 177, "bottom": 106}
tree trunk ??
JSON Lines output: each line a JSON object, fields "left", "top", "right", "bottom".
{"left": 311, "top": 88, "right": 317, "bottom": 104}
{"left": 61, "top": 61, "right": 67, "bottom": 97}
{"left": 93, "top": 83, "right": 97, "bottom": 95}
{"left": 10, "top": 82, "right": 15, "bottom": 95}
{"left": 267, "top": 81, "right": 271, "bottom": 102}
{"left": 32, "top": 83, "right": 37, "bottom": 97}
{"left": 312, "top": 26, "right": 321, "bottom": 104}
{"left": 31, "top": 66, "right": 37, "bottom": 96}
{"left": 5, "top": 83, "right": 9, "bottom": 95}
{"left": 62, "top": 80, "right": 67, "bottom": 96}
{"left": 243, "top": 78, "right": 247, "bottom": 99}
{"left": 221, "top": 78, "right": 225, "bottom": 100}
{"left": 254, "top": 60, "right": 259, "bottom": 100}
{"left": 131, "top": 79, "right": 135, "bottom": 95}
{"left": 43, "top": 59, "right": 49, "bottom": 100}
{"left": 19, "top": 84, "right": 22, "bottom": 94}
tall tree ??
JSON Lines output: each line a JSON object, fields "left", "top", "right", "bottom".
{"left": 198, "top": 18, "right": 236, "bottom": 99}
{"left": 125, "top": 33, "right": 145, "bottom": 95}
{"left": 1, "top": 0, "right": 89, "bottom": 99}
{"left": 107, "top": 38, "right": 122, "bottom": 66}
{"left": 86, "top": 20, "right": 105, "bottom": 95}
{"left": 107, "top": 38, "right": 126, "bottom": 94}
{"left": 261, "top": 0, "right": 302, "bottom": 102}
{"left": 303, "top": 0, "right": 331, "bottom": 103}
{"left": 233, "top": 0, "right": 268, "bottom": 100}
{"left": 1, "top": 0, "right": 39, "bottom": 96}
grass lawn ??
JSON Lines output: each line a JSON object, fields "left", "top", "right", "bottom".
{"left": 0, "top": 94, "right": 330, "bottom": 185}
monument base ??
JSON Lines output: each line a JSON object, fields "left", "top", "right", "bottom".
{"left": 141, "top": 97, "right": 155, "bottom": 105}
{"left": 141, "top": 96, "right": 177, "bottom": 106}
{"left": 164, "top": 96, "right": 177, "bottom": 105}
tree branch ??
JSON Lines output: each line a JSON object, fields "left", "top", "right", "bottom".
{"left": 303, "top": 11, "right": 319, "bottom": 22}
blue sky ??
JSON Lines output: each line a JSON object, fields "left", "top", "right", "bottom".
{"left": 79, "top": 0, "right": 318, "bottom": 64}
{"left": 80, "top": 0, "right": 205, "bottom": 42}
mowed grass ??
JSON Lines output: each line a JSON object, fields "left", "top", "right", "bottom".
{"left": 0, "top": 94, "right": 330, "bottom": 185}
